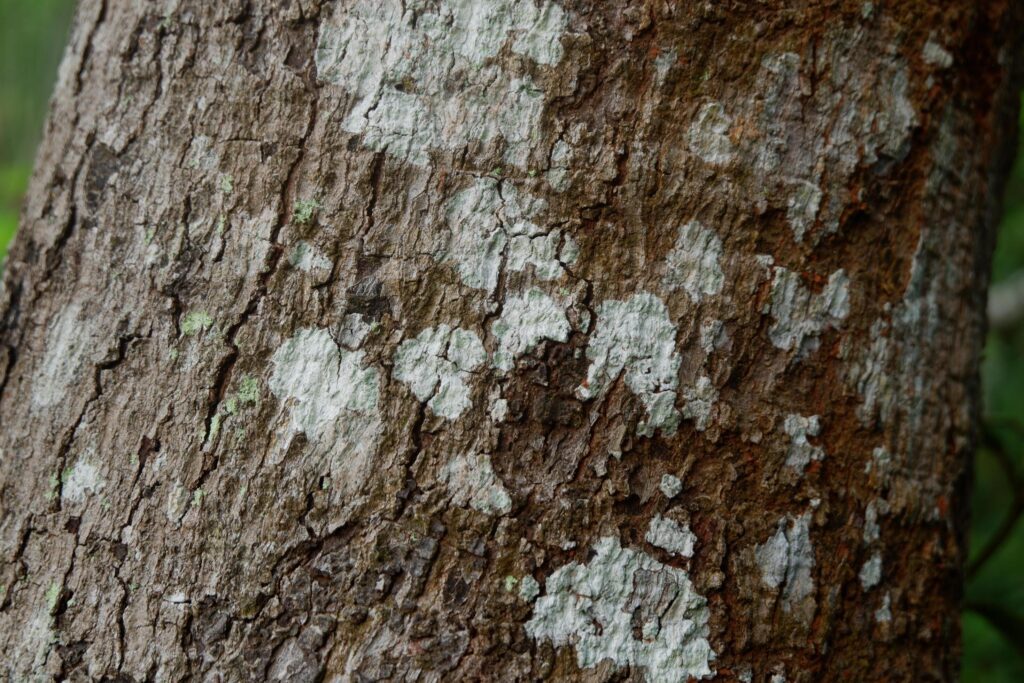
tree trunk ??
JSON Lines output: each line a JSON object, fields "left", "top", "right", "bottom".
{"left": 0, "top": 1, "right": 1020, "bottom": 680}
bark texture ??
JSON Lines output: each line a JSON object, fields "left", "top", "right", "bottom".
{"left": 0, "top": 1, "right": 1021, "bottom": 681}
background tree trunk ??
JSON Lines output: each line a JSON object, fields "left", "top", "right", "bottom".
{"left": 0, "top": 1, "right": 1021, "bottom": 680}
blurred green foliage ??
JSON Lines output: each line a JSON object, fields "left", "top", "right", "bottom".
{"left": 965, "top": 95, "right": 1024, "bottom": 682}
{"left": 1, "top": 1, "right": 1023, "bottom": 677}
{"left": 0, "top": 0, "right": 75, "bottom": 262}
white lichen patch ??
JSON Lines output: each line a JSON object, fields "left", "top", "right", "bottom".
{"left": 768, "top": 268, "right": 849, "bottom": 355}
{"left": 61, "top": 457, "right": 104, "bottom": 503}
{"left": 578, "top": 292, "right": 681, "bottom": 436}
{"left": 662, "top": 221, "right": 724, "bottom": 302}
{"left": 859, "top": 552, "right": 882, "bottom": 590}
{"left": 519, "top": 575, "right": 541, "bottom": 602}
{"left": 439, "top": 453, "right": 511, "bottom": 515}
{"left": 783, "top": 414, "right": 824, "bottom": 473}
{"left": 525, "top": 536, "right": 716, "bottom": 680}
{"left": 269, "top": 328, "right": 381, "bottom": 437}
{"left": 863, "top": 499, "right": 885, "bottom": 543}
{"left": 875, "top": 592, "right": 892, "bottom": 623}
{"left": 848, "top": 320, "right": 892, "bottom": 427}
{"left": 660, "top": 473, "right": 683, "bottom": 499}
{"left": 546, "top": 139, "right": 573, "bottom": 192}
{"left": 491, "top": 288, "right": 570, "bottom": 372}
{"left": 699, "top": 319, "right": 727, "bottom": 354}
{"left": 15, "top": 608, "right": 55, "bottom": 674}
{"left": 750, "top": 50, "right": 917, "bottom": 239}
{"left": 288, "top": 240, "right": 332, "bottom": 273}
{"left": 490, "top": 397, "right": 509, "bottom": 422}
{"left": 507, "top": 231, "right": 558, "bottom": 279}
{"left": 443, "top": 179, "right": 508, "bottom": 292}
{"left": 337, "top": 313, "right": 375, "bottom": 350}
{"left": 786, "top": 180, "right": 823, "bottom": 243}
{"left": 688, "top": 102, "right": 733, "bottom": 166}
{"left": 654, "top": 46, "right": 678, "bottom": 84}
{"left": 442, "top": 179, "right": 572, "bottom": 294}
{"left": 315, "top": 0, "right": 568, "bottom": 168}
{"left": 187, "top": 134, "right": 219, "bottom": 171}
{"left": 681, "top": 376, "right": 717, "bottom": 432}
{"left": 393, "top": 324, "right": 486, "bottom": 419}
{"left": 33, "top": 302, "right": 91, "bottom": 408}
{"left": 867, "top": 446, "right": 893, "bottom": 475}
{"left": 922, "top": 39, "right": 953, "bottom": 69}
{"left": 755, "top": 513, "right": 815, "bottom": 613}
{"left": 645, "top": 515, "right": 697, "bottom": 558}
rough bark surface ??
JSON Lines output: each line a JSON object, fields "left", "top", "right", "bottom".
{"left": 0, "top": 1, "right": 1021, "bottom": 681}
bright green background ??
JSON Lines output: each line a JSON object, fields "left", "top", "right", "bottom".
{"left": 1, "top": 2, "right": 1022, "bottom": 677}
{"left": 0, "top": 0, "right": 74, "bottom": 259}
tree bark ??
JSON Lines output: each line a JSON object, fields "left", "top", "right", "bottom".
{"left": 0, "top": 1, "right": 1020, "bottom": 680}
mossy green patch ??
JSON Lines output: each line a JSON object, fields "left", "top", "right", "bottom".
{"left": 181, "top": 311, "right": 213, "bottom": 336}
{"left": 237, "top": 375, "right": 260, "bottom": 404}
{"left": 293, "top": 198, "right": 321, "bottom": 225}
{"left": 45, "top": 582, "right": 60, "bottom": 612}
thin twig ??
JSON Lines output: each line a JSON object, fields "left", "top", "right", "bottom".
{"left": 967, "top": 427, "right": 1024, "bottom": 579}
{"left": 964, "top": 600, "right": 1024, "bottom": 656}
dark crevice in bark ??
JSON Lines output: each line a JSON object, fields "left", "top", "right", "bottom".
{"left": 192, "top": 89, "right": 322, "bottom": 498}
{"left": 52, "top": 332, "right": 146, "bottom": 509}
{"left": 363, "top": 151, "right": 387, "bottom": 238}
{"left": 391, "top": 400, "right": 429, "bottom": 523}
{"left": 0, "top": 523, "right": 34, "bottom": 612}
{"left": 73, "top": 0, "right": 109, "bottom": 100}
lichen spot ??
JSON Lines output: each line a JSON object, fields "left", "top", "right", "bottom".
{"left": 442, "top": 179, "right": 565, "bottom": 294}
{"left": 662, "top": 221, "right": 724, "bottom": 302}
{"left": 786, "top": 180, "right": 822, "bottom": 243}
{"left": 393, "top": 325, "right": 486, "bottom": 420}
{"left": 32, "top": 302, "right": 90, "bottom": 408}
{"left": 525, "top": 536, "right": 716, "bottom": 680}
{"left": 181, "top": 311, "right": 214, "bottom": 337}
{"left": 578, "top": 292, "right": 681, "bottom": 436}
{"left": 645, "top": 515, "right": 697, "bottom": 558}
{"left": 859, "top": 552, "right": 882, "bottom": 590}
{"left": 490, "top": 397, "right": 509, "bottom": 422}
{"left": 44, "top": 582, "right": 61, "bottom": 612}
{"left": 491, "top": 288, "right": 570, "bottom": 372}
{"left": 269, "top": 328, "right": 381, "bottom": 438}
{"left": 288, "top": 241, "right": 332, "bottom": 273}
{"left": 755, "top": 513, "right": 815, "bottom": 614}
{"left": 519, "top": 575, "right": 541, "bottom": 602}
{"left": 681, "top": 375, "right": 718, "bottom": 432}
{"left": 783, "top": 414, "right": 824, "bottom": 473}
{"left": 293, "top": 198, "right": 321, "bottom": 225}
{"left": 439, "top": 452, "right": 511, "bottom": 515}
{"left": 660, "top": 473, "right": 683, "bottom": 499}
{"left": 922, "top": 39, "right": 953, "bottom": 69}
{"left": 315, "top": 0, "right": 568, "bottom": 168}
{"left": 875, "top": 592, "right": 892, "bottom": 623}
{"left": 62, "top": 458, "right": 104, "bottom": 503}
{"left": 688, "top": 101, "right": 734, "bottom": 166}
{"left": 768, "top": 268, "right": 849, "bottom": 355}
{"left": 863, "top": 499, "right": 886, "bottom": 543}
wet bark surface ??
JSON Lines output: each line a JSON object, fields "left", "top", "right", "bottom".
{"left": 0, "top": 1, "right": 1020, "bottom": 681}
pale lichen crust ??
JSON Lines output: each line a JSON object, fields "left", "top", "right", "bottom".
{"left": 525, "top": 536, "right": 716, "bottom": 680}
